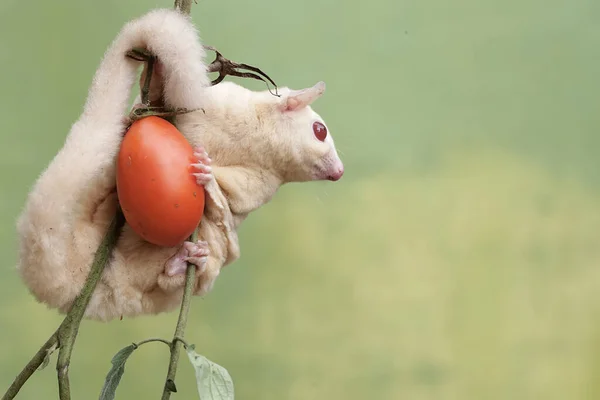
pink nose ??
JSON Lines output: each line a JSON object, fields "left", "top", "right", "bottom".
{"left": 327, "top": 166, "right": 344, "bottom": 181}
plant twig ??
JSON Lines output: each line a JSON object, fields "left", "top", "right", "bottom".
{"left": 158, "top": 3, "right": 200, "bottom": 398}
{"left": 172, "top": 336, "right": 190, "bottom": 348}
{"left": 204, "top": 45, "right": 280, "bottom": 95}
{"left": 1, "top": 332, "right": 59, "bottom": 400}
{"left": 2, "top": 210, "right": 125, "bottom": 400}
{"left": 161, "top": 230, "right": 198, "bottom": 399}
{"left": 140, "top": 54, "right": 155, "bottom": 106}
{"left": 135, "top": 338, "right": 172, "bottom": 347}
{"left": 56, "top": 210, "right": 125, "bottom": 400}
{"left": 174, "top": 0, "right": 194, "bottom": 15}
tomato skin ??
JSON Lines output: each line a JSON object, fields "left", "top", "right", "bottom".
{"left": 116, "top": 116, "right": 205, "bottom": 247}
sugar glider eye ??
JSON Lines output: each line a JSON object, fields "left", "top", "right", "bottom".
{"left": 313, "top": 121, "right": 327, "bottom": 142}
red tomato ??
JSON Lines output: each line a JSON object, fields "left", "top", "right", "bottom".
{"left": 116, "top": 116, "right": 205, "bottom": 247}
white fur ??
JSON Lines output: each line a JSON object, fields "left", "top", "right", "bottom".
{"left": 15, "top": 8, "right": 343, "bottom": 322}
{"left": 176, "top": 81, "right": 344, "bottom": 187}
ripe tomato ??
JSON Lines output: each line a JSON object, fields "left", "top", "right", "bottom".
{"left": 116, "top": 116, "right": 205, "bottom": 247}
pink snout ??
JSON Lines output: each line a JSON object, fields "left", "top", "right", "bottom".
{"left": 327, "top": 164, "right": 344, "bottom": 181}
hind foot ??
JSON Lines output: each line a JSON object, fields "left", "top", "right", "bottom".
{"left": 158, "top": 240, "right": 210, "bottom": 293}
{"left": 165, "top": 240, "right": 209, "bottom": 277}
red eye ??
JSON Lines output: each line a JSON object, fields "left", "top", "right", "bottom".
{"left": 313, "top": 121, "right": 327, "bottom": 142}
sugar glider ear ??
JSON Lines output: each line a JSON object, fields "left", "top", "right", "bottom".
{"left": 282, "top": 81, "right": 326, "bottom": 111}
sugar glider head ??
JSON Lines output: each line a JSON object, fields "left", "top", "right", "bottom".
{"left": 267, "top": 81, "right": 344, "bottom": 183}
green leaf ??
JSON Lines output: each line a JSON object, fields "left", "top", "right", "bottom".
{"left": 185, "top": 344, "right": 234, "bottom": 400}
{"left": 38, "top": 342, "right": 58, "bottom": 371}
{"left": 98, "top": 343, "right": 138, "bottom": 400}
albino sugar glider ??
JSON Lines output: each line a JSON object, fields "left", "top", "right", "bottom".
{"left": 16, "top": 8, "right": 344, "bottom": 322}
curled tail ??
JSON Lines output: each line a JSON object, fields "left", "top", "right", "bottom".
{"left": 81, "top": 8, "right": 210, "bottom": 125}
{"left": 16, "top": 8, "right": 210, "bottom": 311}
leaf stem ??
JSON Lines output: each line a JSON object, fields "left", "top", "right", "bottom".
{"left": 135, "top": 338, "right": 172, "bottom": 348}
{"left": 172, "top": 336, "right": 191, "bottom": 349}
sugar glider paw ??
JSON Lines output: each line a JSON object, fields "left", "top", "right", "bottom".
{"left": 165, "top": 240, "right": 209, "bottom": 276}
{"left": 191, "top": 146, "right": 212, "bottom": 186}
{"left": 158, "top": 240, "right": 209, "bottom": 292}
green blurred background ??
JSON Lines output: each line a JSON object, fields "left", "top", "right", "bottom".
{"left": 2, "top": 0, "right": 600, "bottom": 399}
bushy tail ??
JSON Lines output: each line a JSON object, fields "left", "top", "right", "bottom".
{"left": 81, "top": 8, "right": 210, "bottom": 124}
{"left": 16, "top": 8, "right": 210, "bottom": 309}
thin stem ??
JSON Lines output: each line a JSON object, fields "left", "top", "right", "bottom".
{"left": 161, "top": 229, "right": 198, "bottom": 400}
{"left": 136, "top": 338, "right": 172, "bottom": 347}
{"left": 174, "top": 0, "right": 193, "bottom": 15}
{"left": 56, "top": 210, "right": 126, "bottom": 400}
{"left": 140, "top": 54, "right": 155, "bottom": 106}
{"left": 128, "top": 105, "right": 198, "bottom": 122}
{"left": 172, "top": 336, "right": 190, "bottom": 349}
{"left": 1, "top": 332, "right": 59, "bottom": 400}
{"left": 203, "top": 45, "right": 279, "bottom": 95}
{"left": 2, "top": 210, "right": 125, "bottom": 400}
{"left": 159, "top": 3, "right": 198, "bottom": 398}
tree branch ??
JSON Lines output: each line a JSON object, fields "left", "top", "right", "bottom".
{"left": 1, "top": 332, "right": 58, "bottom": 400}
{"left": 161, "top": 231, "right": 198, "bottom": 399}
{"left": 157, "top": 3, "right": 199, "bottom": 399}
{"left": 2, "top": 210, "right": 125, "bottom": 400}
{"left": 56, "top": 211, "right": 125, "bottom": 400}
